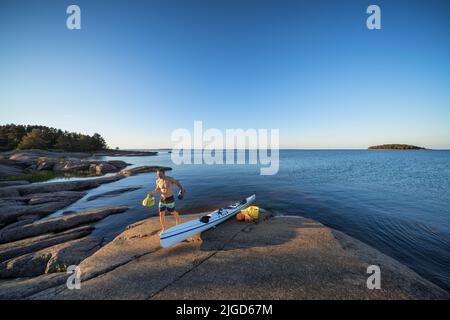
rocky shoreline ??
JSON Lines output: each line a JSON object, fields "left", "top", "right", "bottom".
{"left": 0, "top": 165, "right": 170, "bottom": 282}
{"left": 0, "top": 149, "right": 172, "bottom": 288}
{"left": 0, "top": 212, "right": 448, "bottom": 299}
{"left": 0, "top": 149, "right": 158, "bottom": 180}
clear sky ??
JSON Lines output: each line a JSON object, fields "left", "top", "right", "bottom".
{"left": 1, "top": 0, "right": 449, "bottom": 149}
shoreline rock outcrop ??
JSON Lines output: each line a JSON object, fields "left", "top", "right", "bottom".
{"left": 0, "top": 225, "right": 94, "bottom": 262}
{"left": 0, "top": 206, "right": 129, "bottom": 244}
{"left": 1, "top": 149, "right": 158, "bottom": 161}
{"left": 0, "top": 152, "right": 173, "bottom": 289}
{"left": 0, "top": 165, "right": 170, "bottom": 228}
{"left": 0, "top": 206, "right": 129, "bottom": 279}
{"left": 0, "top": 191, "right": 88, "bottom": 226}
{"left": 0, "top": 159, "right": 28, "bottom": 177}
{"left": 0, "top": 175, "right": 125, "bottom": 198}
{"left": 0, "top": 149, "right": 159, "bottom": 180}
{"left": 0, "top": 213, "right": 447, "bottom": 300}
{"left": 0, "top": 236, "right": 103, "bottom": 278}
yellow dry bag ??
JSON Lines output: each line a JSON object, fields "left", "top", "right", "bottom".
{"left": 142, "top": 195, "right": 155, "bottom": 207}
{"left": 241, "top": 206, "right": 259, "bottom": 220}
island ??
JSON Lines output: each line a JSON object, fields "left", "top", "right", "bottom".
{"left": 368, "top": 144, "right": 428, "bottom": 150}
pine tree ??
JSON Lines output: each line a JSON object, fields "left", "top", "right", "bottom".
{"left": 17, "top": 129, "right": 48, "bottom": 150}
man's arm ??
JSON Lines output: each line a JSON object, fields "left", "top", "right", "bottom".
{"left": 171, "top": 178, "right": 185, "bottom": 195}
{"left": 148, "top": 183, "right": 161, "bottom": 196}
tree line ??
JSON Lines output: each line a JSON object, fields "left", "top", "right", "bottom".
{"left": 368, "top": 144, "right": 426, "bottom": 150}
{"left": 0, "top": 124, "right": 108, "bottom": 152}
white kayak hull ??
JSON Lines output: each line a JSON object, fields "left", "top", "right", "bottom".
{"left": 160, "top": 194, "right": 256, "bottom": 248}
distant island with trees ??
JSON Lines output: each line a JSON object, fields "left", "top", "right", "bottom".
{"left": 368, "top": 144, "right": 428, "bottom": 150}
{"left": 0, "top": 124, "right": 107, "bottom": 152}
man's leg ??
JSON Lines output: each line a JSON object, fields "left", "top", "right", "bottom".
{"left": 166, "top": 201, "right": 179, "bottom": 226}
{"left": 172, "top": 210, "right": 181, "bottom": 226}
{"left": 159, "top": 209, "right": 167, "bottom": 232}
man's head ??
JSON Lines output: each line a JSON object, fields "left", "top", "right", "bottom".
{"left": 156, "top": 169, "right": 165, "bottom": 179}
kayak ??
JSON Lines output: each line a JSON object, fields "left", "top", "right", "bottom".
{"left": 160, "top": 194, "right": 256, "bottom": 248}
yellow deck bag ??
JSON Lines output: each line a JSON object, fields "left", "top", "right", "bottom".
{"left": 241, "top": 206, "right": 259, "bottom": 220}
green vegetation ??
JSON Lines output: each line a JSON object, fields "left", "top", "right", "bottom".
{"left": 54, "top": 264, "right": 69, "bottom": 273}
{"left": 0, "top": 170, "right": 58, "bottom": 183}
{"left": 17, "top": 128, "right": 49, "bottom": 150}
{"left": 368, "top": 144, "right": 427, "bottom": 150}
{"left": 0, "top": 169, "right": 98, "bottom": 183}
{"left": 63, "top": 169, "right": 98, "bottom": 178}
{"left": 0, "top": 124, "right": 107, "bottom": 152}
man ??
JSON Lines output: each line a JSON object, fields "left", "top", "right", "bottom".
{"left": 148, "top": 169, "right": 185, "bottom": 233}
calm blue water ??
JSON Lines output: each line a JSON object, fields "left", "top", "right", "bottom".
{"left": 50, "top": 150, "right": 450, "bottom": 292}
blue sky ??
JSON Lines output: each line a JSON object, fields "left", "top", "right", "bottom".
{"left": 0, "top": 0, "right": 449, "bottom": 149}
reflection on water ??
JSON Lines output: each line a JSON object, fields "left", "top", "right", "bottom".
{"left": 49, "top": 150, "right": 450, "bottom": 291}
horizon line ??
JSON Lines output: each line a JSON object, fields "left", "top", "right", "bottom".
{"left": 118, "top": 147, "right": 450, "bottom": 151}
